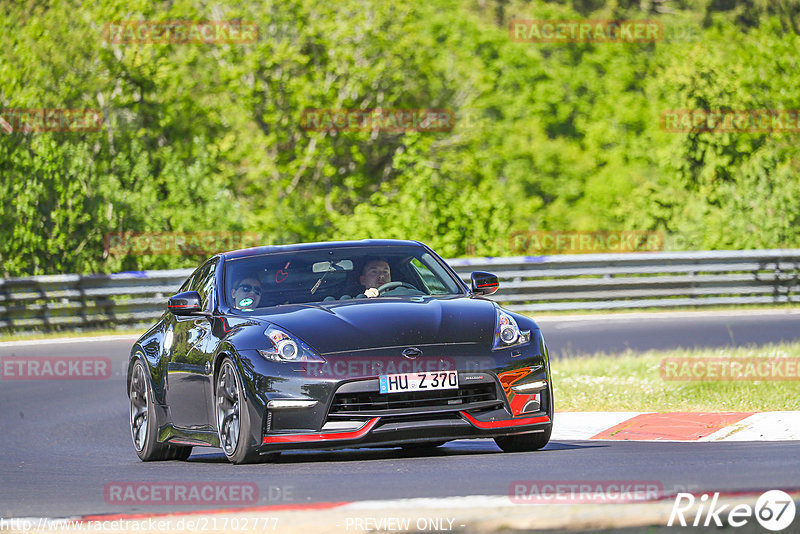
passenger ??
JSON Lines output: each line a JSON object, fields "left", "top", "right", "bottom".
{"left": 231, "top": 276, "right": 262, "bottom": 309}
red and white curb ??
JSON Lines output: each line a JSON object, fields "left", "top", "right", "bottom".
{"left": 552, "top": 411, "right": 800, "bottom": 441}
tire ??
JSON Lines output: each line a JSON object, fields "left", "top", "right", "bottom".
{"left": 494, "top": 424, "right": 552, "bottom": 453}
{"left": 129, "top": 360, "right": 192, "bottom": 461}
{"left": 216, "top": 358, "right": 261, "bottom": 464}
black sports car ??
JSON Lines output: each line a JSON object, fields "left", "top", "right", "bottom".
{"left": 127, "top": 240, "right": 553, "bottom": 463}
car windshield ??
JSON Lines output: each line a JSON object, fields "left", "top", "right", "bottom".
{"left": 223, "top": 245, "right": 464, "bottom": 310}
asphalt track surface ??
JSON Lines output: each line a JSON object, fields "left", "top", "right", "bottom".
{"left": 1, "top": 311, "right": 799, "bottom": 519}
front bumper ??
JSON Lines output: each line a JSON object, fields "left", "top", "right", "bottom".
{"left": 258, "top": 409, "right": 551, "bottom": 452}
{"left": 236, "top": 332, "right": 554, "bottom": 454}
{"left": 252, "top": 368, "right": 552, "bottom": 453}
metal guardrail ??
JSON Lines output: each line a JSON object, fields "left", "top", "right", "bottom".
{"left": 449, "top": 249, "right": 800, "bottom": 312}
{"left": 0, "top": 269, "right": 193, "bottom": 331}
{"left": 1, "top": 250, "right": 798, "bottom": 331}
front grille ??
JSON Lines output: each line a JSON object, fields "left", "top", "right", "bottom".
{"left": 329, "top": 383, "right": 498, "bottom": 414}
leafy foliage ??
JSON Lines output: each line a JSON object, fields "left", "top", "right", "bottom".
{"left": 1, "top": 0, "right": 798, "bottom": 276}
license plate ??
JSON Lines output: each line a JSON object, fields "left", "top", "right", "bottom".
{"left": 379, "top": 370, "right": 459, "bottom": 394}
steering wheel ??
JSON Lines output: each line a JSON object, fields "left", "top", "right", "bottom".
{"left": 377, "top": 281, "right": 417, "bottom": 295}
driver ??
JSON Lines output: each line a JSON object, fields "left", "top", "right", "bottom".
{"left": 359, "top": 258, "right": 391, "bottom": 298}
{"left": 231, "top": 276, "right": 262, "bottom": 309}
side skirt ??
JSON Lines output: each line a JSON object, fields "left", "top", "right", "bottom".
{"left": 158, "top": 424, "right": 219, "bottom": 447}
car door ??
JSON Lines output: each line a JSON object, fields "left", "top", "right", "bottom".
{"left": 167, "top": 259, "right": 218, "bottom": 430}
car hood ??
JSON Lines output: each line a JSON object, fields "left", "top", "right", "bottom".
{"left": 250, "top": 296, "right": 497, "bottom": 353}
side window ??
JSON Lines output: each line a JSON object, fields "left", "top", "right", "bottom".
{"left": 190, "top": 259, "right": 218, "bottom": 310}
{"left": 410, "top": 258, "right": 446, "bottom": 294}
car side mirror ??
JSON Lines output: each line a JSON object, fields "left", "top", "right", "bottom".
{"left": 470, "top": 271, "right": 499, "bottom": 296}
{"left": 167, "top": 291, "right": 203, "bottom": 316}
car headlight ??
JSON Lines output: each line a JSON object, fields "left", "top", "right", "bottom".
{"left": 260, "top": 326, "right": 326, "bottom": 363}
{"left": 493, "top": 309, "right": 531, "bottom": 350}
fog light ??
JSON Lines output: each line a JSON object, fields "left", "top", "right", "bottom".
{"left": 266, "top": 399, "right": 318, "bottom": 409}
{"left": 522, "top": 396, "right": 541, "bottom": 413}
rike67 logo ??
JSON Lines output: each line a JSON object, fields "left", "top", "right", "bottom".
{"left": 669, "top": 490, "right": 796, "bottom": 531}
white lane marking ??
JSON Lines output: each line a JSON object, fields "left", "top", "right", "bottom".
{"left": 700, "top": 411, "right": 800, "bottom": 441}
{"left": 0, "top": 335, "right": 139, "bottom": 348}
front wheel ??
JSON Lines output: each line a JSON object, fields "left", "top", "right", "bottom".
{"left": 494, "top": 425, "right": 552, "bottom": 453}
{"left": 216, "top": 358, "right": 260, "bottom": 464}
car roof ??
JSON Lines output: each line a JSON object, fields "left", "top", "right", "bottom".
{"left": 220, "top": 239, "right": 426, "bottom": 260}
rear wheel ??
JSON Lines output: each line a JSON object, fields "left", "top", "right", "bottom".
{"left": 494, "top": 425, "right": 552, "bottom": 453}
{"left": 129, "top": 360, "right": 192, "bottom": 461}
{"left": 216, "top": 358, "right": 261, "bottom": 464}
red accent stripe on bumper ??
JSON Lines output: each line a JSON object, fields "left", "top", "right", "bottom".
{"left": 460, "top": 411, "right": 550, "bottom": 429}
{"left": 262, "top": 417, "right": 380, "bottom": 444}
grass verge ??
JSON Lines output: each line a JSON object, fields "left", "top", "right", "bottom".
{"left": 553, "top": 342, "right": 800, "bottom": 412}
